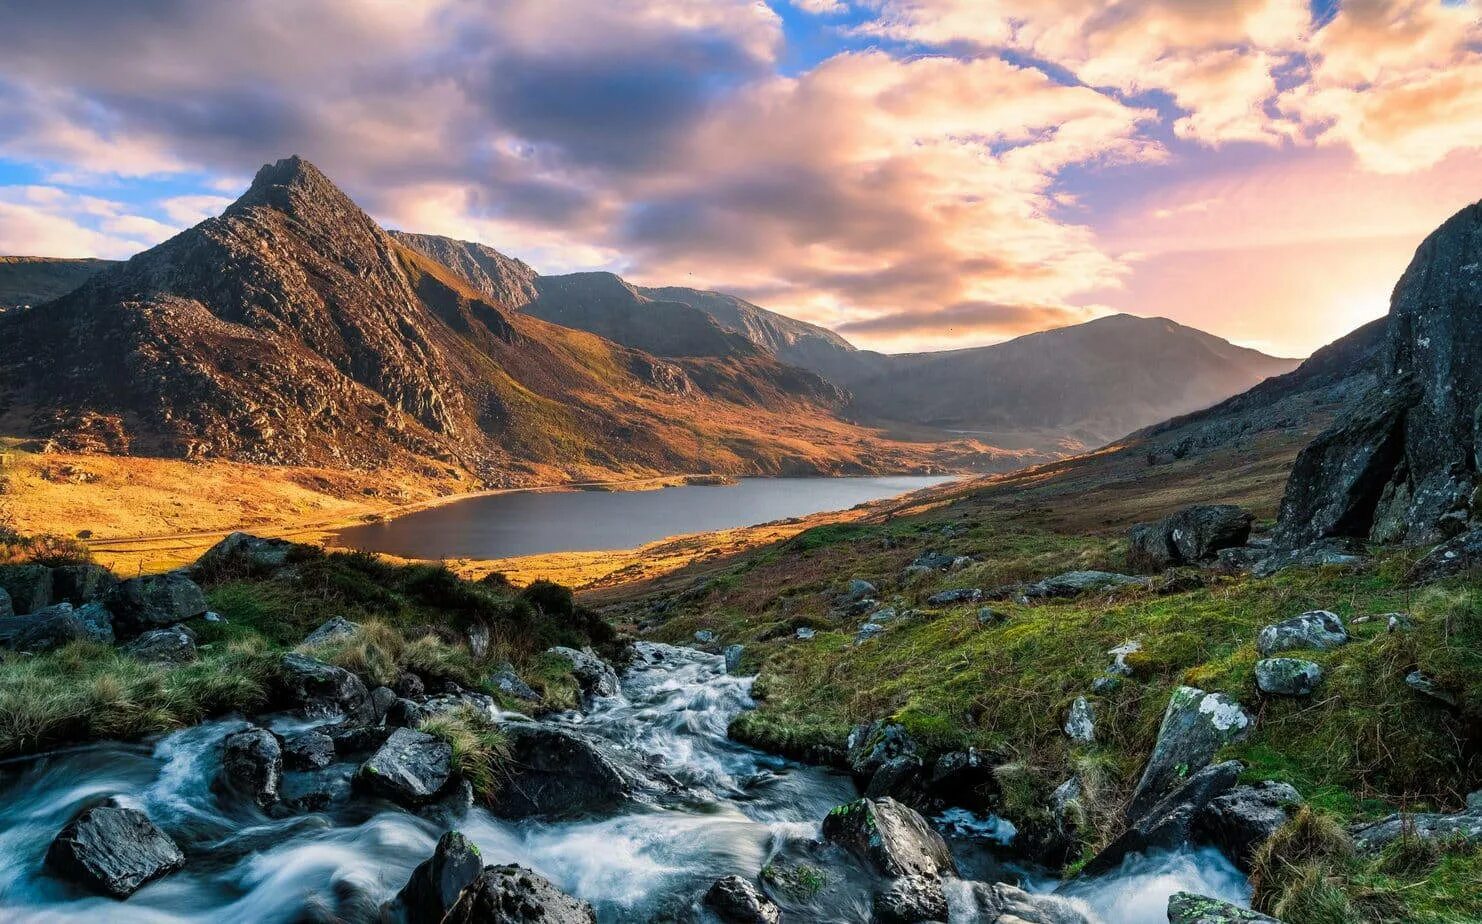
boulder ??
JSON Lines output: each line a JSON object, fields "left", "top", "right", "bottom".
{"left": 910, "top": 552, "right": 956, "bottom": 571}
{"left": 395, "top": 672, "right": 427, "bottom": 699}
{"left": 864, "top": 755, "right": 928, "bottom": 805}
{"left": 387, "top": 697, "right": 430, "bottom": 728}
{"left": 1063, "top": 697, "right": 1095, "bottom": 744}
{"left": 855, "top": 622, "right": 886, "bottom": 644}
{"left": 75, "top": 601, "right": 115, "bottom": 644}
{"left": 356, "top": 727, "right": 452, "bottom": 805}
{"left": 282, "top": 730, "right": 336, "bottom": 771}
{"left": 1256, "top": 611, "right": 1348, "bottom": 655}
{"left": 442, "top": 864, "right": 596, "bottom": 924}
{"left": 279, "top": 653, "right": 375, "bottom": 723}
{"left": 493, "top": 724, "right": 633, "bottom": 819}
{"left": 1408, "top": 527, "right": 1482, "bottom": 582}
{"left": 50, "top": 563, "right": 117, "bottom": 605}
{"left": 1128, "top": 687, "right": 1252, "bottom": 820}
{"left": 1128, "top": 505, "right": 1254, "bottom": 571}
{"left": 0, "top": 563, "right": 54, "bottom": 614}
{"left": 1254, "top": 658, "right": 1323, "bottom": 696}
{"left": 873, "top": 875, "right": 949, "bottom": 923}
{"left": 1253, "top": 539, "right": 1366, "bottom": 577}
{"left": 846, "top": 721, "right": 919, "bottom": 781}
{"left": 124, "top": 625, "right": 199, "bottom": 663}
{"left": 843, "top": 578, "right": 879, "bottom": 601}
{"left": 546, "top": 646, "right": 620, "bottom": 699}
{"left": 371, "top": 685, "right": 397, "bottom": 721}
{"left": 703, "top": 875, "right": 781, "bottom": 924}
{"left": 220, "top": 726, "right": 283, "bottom": 807}
{"left": 925, "top": 587, "right": 981, "bottom": 606}
{"left": 387, "top": 830, "right": 483, "bottom": 923}
{"left": 1405, "top": 670, "right": 1458, "bottom": 706}
{"left": 490, "top": 665, "right": 541, "bottom": 703}
{"left": 191, "top": 531, "right": 296, "bottom": 578}
{"left": 302, "top": 616, "right": 360, "bottom": 647}
{"left": 327, "top": 721, "right": 395, "bottom": 755}
{"left": 1024, "top": 571, "right": 1149, "bottom": 599}
{"left": 724, "top": 644, "right": 745, "bottom": 675}
{"left": 1196, "top": 781, "right": 1302, "bottom": 871}
{"left": 821, "top": 797, "right": 957, "bottom": 881}
{"left": 104, "top": 572, "right": 209, "bottom": 637}
{"left": 1084, "top": 761, "right": 1243, "bottom": 876}
{"left": 1168, "top": 892, "right": 1283, "bottom": 924}
{"left": 0, "top": 603, "right": 89, "bottom": 652}
{"left": 276, "top": 764, "right": 355, "bottom": 814}
{"left": 1352, "top": 797, "right": 1482, "bottom": 853}
{"left": 950, "top": 881, "right": 1094, "bottom": 924}
{"left": 46, "top": 805, "right": 185, "bottom": 898}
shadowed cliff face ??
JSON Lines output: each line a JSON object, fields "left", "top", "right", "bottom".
{"left": 1276, "top": 200, "right": 1482, "bottom": 547}
{"left": 0, "top": 257, "right": 116, "bottom": 309}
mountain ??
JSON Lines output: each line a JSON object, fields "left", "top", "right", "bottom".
{"left": 0, "top": 257, "right": 115, "bottom": 309}
{"left": 634, "top": 285, "right": 859, "bottom": 374}
{"left": 832, "top": 315, "right": 1301, "bottom": 449}
{"left": 0, "top": 156, "right": 957, "bottom": 481}
{"left": 387, "top": 231, "right": 539, "bottom": 309}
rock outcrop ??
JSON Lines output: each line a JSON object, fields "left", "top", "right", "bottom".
{"left": 442, "top": 865, "right": 596, "bottom": 923}
{"left": 104, "top": 573, "right": 208, "bottom": 637}
{"left": 387, "top": 830, "right": 484, "bottom": 923}
{"left": 493, "top": 724, "right": 632, "bottom": 819}
{"left": 356, "top": 728, "right": 453, "bottom": 805}
{"left": 220, "top": 726, "right": 283, "bottom": 808}
{"left": 279, "top": 653, "right": 375, "bottom": 723}
{"left": 1128, "top": 687, "right": 1252, "bottom": 820}
{"left": 703, "top": 875, "right": 781, "bottom": 924}
{"left": 1196, "top": 781, "right": 1302, "bottom": 871}
{"left": 1168, "top": 892, "right": 1282, "bottom": 924}
{"left": 1084, "top": 761, "right": 1243, "bottom": 875}
{"left": 46, "top": 805, "right": 185, "bottom": 898}
{"left": 1128, "top": 505, "right": 1254, "bottom": 571}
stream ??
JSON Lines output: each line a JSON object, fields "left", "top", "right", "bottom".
{"left": 0, "top": 644, "right": 1251, "bottom": 922}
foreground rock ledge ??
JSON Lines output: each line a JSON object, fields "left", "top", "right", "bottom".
{"left": 46, "top": 805, "right": 185, "bottom": 898}
{"left": 442, "top": 864, "right": 596, "bottom": 923}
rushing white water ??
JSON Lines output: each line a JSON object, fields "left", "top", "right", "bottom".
{"left": 0, "top": 643, "right": 1252, "bottom": 922}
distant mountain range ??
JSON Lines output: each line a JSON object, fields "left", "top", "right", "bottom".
{"left": 0, "top": 156, "right": 1304, "bottom": 481}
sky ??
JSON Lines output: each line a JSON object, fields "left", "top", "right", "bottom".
{"left": 0, "top": 1, "right": 1479, "bottom": 357}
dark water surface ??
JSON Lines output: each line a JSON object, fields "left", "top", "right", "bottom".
{"left": 329, "top": 476, "right": 956, "bottom": 560}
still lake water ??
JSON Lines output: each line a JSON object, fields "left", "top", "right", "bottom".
{"left": 329, "top": 476, "right": 955, "bottom": 560}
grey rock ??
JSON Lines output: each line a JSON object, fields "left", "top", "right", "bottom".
{"left": 1128, "top": 686, "right": 1252, "bottom": 820}
{"left": 1405, "top": 670, "right": 1457, "bottom": 706}
{"left": 283, "top": 730, "right": 335, "bottom": 771}
{"left": 371, "top": 685, "right": 397, "bottom": 721}
{"left": 279, "top": 653, "right": 375, "bottom": 724}
{"left": 1254, "top": 658, "right": 1323, "bottom": 696}
{"left": 927, "top": 748, "right": 999, "bottom": 811}
{"left": 925, "top": 587, "right": 981, "bottom": 606}
{"left": 950, "top": 881, "right": 1094, "bottom": 924}
{"left": 910, "top": 551, "right": 956, "bottom": 571}
{"left": 491, "top": 665, "right": 541, "bottom": 702}
{"left": 1408, "top": 528, "right": 1482, "bottom": 582}
{"left": 0, "top": 602, "right": 89, "bottom": 652}
{"left": 191, "top": 531, "right": 295, "bottom": 577}
{"left": 724, "top": 644, "right": 745, "bottom": 675}
{"left": 1107, "top": 640, "right": 1141, "bottom": 676}
{"left": 220, "top": 726, "right": 283, "bottom": 807}
{"left": 395, "top": 673, "right": 426, "bottom": 699}
{"left": 821, "top": 797, "right": 957, "bottom": 880}
{"left": 1128, "top": 505, "right": 1254, "bottom": 570}
{"left": 976, "top": 607, "right": 1003, "bottom": 625}
{"left": 847, "top": 721, "right": 919, "bottom": 780}
{"left": 1050, "top": 776, "right": 1086, "bottom": 846}
{"left": 356, "top": 727, "right": 452, "bottom": 805}
{"left": 1353, "top": 801, "right": 1482, "bottom": 853}
{"left": 0, "top": 563, "right": 53, "bottom": 614}
{"left": 950, "top": 556, "right": 975, "bottom": 571}
{"left": 844, "top": 578, "right": 879, "bottom": 601}
{"left": 1386, "top": 612, "right": 1414, "bottom": 632}
{"left": 386, "top": 697, "right": 429, "bottom": 728}
{"left": 1254, "top": 538, "right": 1366, "bottom": 577}
{"left": 1168, "top": 892, "right": 1283, "bottom": 924}
{"left": 1256, "top": 610, "right": 1348, "bottom": 655}
{"left": 467, "top": 622, "right": 490, "bottom": 659}
{"left": 1091, "top": 676, "right": 1121, "bottom": 694}
{"left": 1024, "top": 570, "right": 1150, "bottom": 599}
{"left": 327, "top": 721, "right": 394, "bottom": 755}
{"left": 0, "top": 585, "right": 10, "bottom": 619}
{"left": 104, "top": 572, "right": 208, "bottom": 637}
{"left": 864, "top": 755, "right": 927, "bottom": 804}
{"left": 386, "top": 830, "right": 484, "bottom": 924}
{"left": 1085, "top": 761, "right": 1243, "bottom": 876}
{"left": 795, "top": 627, "right": 816, "bottom": 640}
{"left": 1064, "top": 697, "right": 1096, "bottom": 744}
{"left": 694, "top": 629, "right": 716, "bottom": 644}
{"left": 1196, "top": 781, "right": 1302, "bottom": 871}
{"left": 75, "top": 601, "right": 114, "bottom": 644}
{"left": 124, "top": 625, "right": 199, "bottom": 663}
{"left": 855, "top": 622, "right": 886, "bottom": 643}
{"left": 276, "top": 764, "right": 355, "bottom": 814}
{"left": 873, "top": 875, "right": 948, "bottom": 923}
{"left": 46, "top": 805, "right": 185, "bottom": 898}
{"left": 704, "top": 875, "right": 781, "bottom": 924}
{"left": 302, "top": 616, "right": 359, "bottom": 647}
{"left": 493, "top": 724, "right": 631, "bottom": 819}
{"left": 442, "top": 864, "right": 596, "bottom": 923}
{"left": 546, "top": 646, "right": 620, "bottom": 699}
{"left": 49, "top": 563, "right": 117, "bottom": 605}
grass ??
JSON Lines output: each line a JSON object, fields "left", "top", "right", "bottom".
{"left": 419, "top": 705, "right": 510, "bottom": 802}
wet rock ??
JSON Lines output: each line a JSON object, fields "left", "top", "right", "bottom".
{"left": 546, "top": 646, "right": 620, "bottom": 699}
{"left": 874, "top": 875, "right": 949, "bottom": 923}
{"left": 1196, "top": 781, "right": 1302, "bottom": 871}
{"left": 927, "top": 748, "right": 998, "bottom": 811}
{"left": 443, "top": 864, "right": 596, "bottom": 923}
{"left": 0, "top": 602, "right": 89, "bottom": 652}
{"left": 1254, "top": 658, "right": 1323, "bottom": 696}
{"left": 493, "top": 724, "right": 631, "bottom": 819}
{"left": 0, "top": 563, "right": 54, "bottom": 614}
{"left": 302, "top": 616, "right": 359, "bottom": 647}
{"left": 283, "top": 730, "right": 336, "bottom": 771}
{"left": 356, "top": 728, "right": 452, "bottom": 805}
{"left": 1352, "top": 796, "right": 1482, "bottom": 852}
{"left": 387, "top": 830, "right": 484, "bottom": 923}
{"left": 847, "top": 721, "right": 919, "bottom": 781}
{"left": 724, "top": 644, "right": 745, "bottom": 675}
{"left": 865, "top": 755, "right": 928, "bottom": 805}
{"left": 124, "top": 625, "right": 198, "bottom": 663}
{"left": 925, "top": 587, "right": 981, "bottom": 606}
{"left": 50, "top": 563, "right": 117, "bottom": 605}
{"left": 1405, "top": 670, "right": 1457, "bottom": 706}
{"left": 821, "top": 797, "right": 957, "bottom": 881}
{"left": 1257, "top": 610, "right": 1348, "bottom": 655}
{"left": 491, "top": 664, "right": 541, "bottom": 702}
{"left": 704, "top": 874, "right": 781, "bottom": 924}
{"left": 387, "top": 698, "right": 429, "bottom": 728}
{"left": 220, "top": 726, "right": 283, "bottom": 807}
{"left": 279, "top": 653, "right": 376, "bottom": 724}
{"left": 395, "top": 672, "right": 426, "bottom": 699}
{"left": 1128, "top": 505, "right": 1255, "bottom": 571}
{"left": 950, "top": 881, "right": 1093, "bottom": 924}
{"left": 1063, "top": 697, "right": 1096, "bottom": 744}
{"left": 1049, "top": 776, "right": 1086, "bottom": 851}
{"left": 1168, "top": 892, "right": 1282, "bottom": 924}
{"left": 1128, "top": 687, "right": 1252, "bottom": 820}
{"left": 276, "top": 764, "right": 355, "bottom": 814}
{"left": 1024, "top": 571, "right": 1149, "bottom": 599}
{"left": 370, "top": 685, "right": 397, "bottom": 721}
{"left": 327, "top": 721, "right": 394, "bottom": 755}
{"left": 1085, "top": 761, "right": 1243, "bottom": 876}
{"left": 47, "top": 805, "right": 185, "bottom": 898}
{"left": 191, "top": 532, "right": 296, "bottom": 578}
{"left": 104, "top": 572, "right": 209, "bottom": 637}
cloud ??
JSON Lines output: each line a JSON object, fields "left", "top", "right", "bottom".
{"left": 837, "top": 300, "right": 1101, "bottom": 341}
{"left": 0, "top": 186, "right": 168, "bottom": 258}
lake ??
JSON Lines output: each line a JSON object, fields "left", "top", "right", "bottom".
{"left": 329, "top": 475, "right": 956, "bottom": 560}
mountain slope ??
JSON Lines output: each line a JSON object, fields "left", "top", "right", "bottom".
{"left": 0, "top": 157, "right": 956, "bottom": 481}
{"left": 387, "top": 231, "right": 539, "bottom": 309}
{"left": 0, "top": 257, "right": 116, "bottom": 309}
